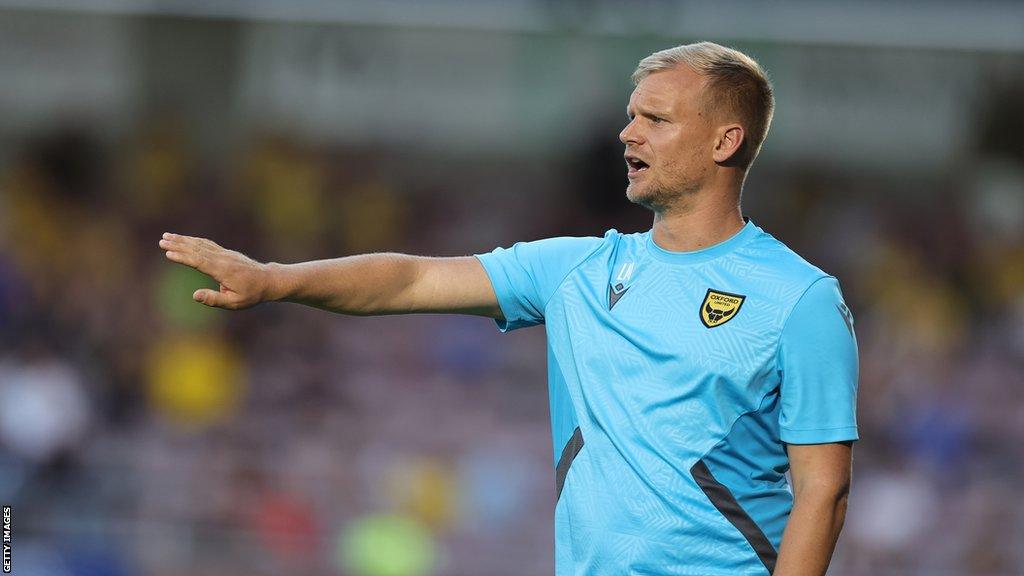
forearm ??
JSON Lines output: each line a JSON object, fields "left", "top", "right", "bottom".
{"left": 267, "top": 253, "right": 421, "bottom": 315}
{"left": 773, "top": 486, "right": 849, "bottom": 576}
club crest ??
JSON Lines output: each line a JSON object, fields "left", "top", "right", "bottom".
{"left": 700, "top": 289, "right": 745, "bottom": 328}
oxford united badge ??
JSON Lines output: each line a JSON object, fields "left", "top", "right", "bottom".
{"left": 700, "top": 289, "right": 745, "bottom": 328}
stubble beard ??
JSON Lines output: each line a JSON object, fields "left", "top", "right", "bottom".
{"left": 626, "top": 174, "right": 701, "bottom": 215}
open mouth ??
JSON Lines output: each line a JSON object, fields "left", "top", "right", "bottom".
{"left": 625, "top": 155, "right": 649, "bottom": 177}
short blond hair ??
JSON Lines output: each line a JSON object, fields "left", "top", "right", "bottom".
{"left": 632, "top": 42, "right": 774, "bottom": 170}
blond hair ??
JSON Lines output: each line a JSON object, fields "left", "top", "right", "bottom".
{"left": 632, "top": 42, "right": 774, "bottom": 170}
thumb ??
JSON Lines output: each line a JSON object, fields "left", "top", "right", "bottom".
{"left": 193, "top": 288, "right": 231, "bottom": 308}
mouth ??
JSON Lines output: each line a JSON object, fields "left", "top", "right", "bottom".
{"left": 625, "top": 155, "right": 650, "bottom": 178}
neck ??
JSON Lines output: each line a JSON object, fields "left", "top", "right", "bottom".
{"left": 650, "top": 187, "right": 745, "bottom": 253}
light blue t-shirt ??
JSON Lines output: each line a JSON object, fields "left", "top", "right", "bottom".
{"left": 475, "top": 218, "right": 859, "bottom": 576}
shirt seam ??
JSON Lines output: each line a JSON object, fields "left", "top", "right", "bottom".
{"left": 540, "top": 235, "right": 612, "bottom": 316}
{"left": 642, "top": 221, "right": 758, "bottom": 266}
{"left": 780, "top": 424, "right": 858, "bottom": 432}
{"left": 694, "top": 386, "right": 779, "bottom": 464}
{"left": 772, "top": 274, "right": 836, "bottom": 370}
{"left": 473, "top": 254, "right": 520, "bottom": 329}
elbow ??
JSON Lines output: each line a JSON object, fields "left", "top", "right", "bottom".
{"left": 831, "top": 484, "right": 851, "bottom": 517}
{"left": 793, "top": 479, "right": 851, "bottom": 532}
{"left": 793, "top": 478, "right": 850, "bottom": 505}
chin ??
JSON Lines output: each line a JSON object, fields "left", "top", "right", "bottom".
{"left": 625, "top": 181, "right": 644, "bottom": 203}
{"left": 625, "top": 182, "right": 655, "bottom": 209}
{"left": 626, "top": 181, "right": 674, "bottom": 213}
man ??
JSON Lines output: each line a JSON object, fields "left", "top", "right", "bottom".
{"left": 160, "top": 42, "right": 857, "bottom": 576}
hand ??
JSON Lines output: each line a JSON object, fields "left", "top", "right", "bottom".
{"left": 158, "top": 232, "right": 272, "bottom": 309}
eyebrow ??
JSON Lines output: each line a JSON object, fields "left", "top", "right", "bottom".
{"left": 626, "top": 103, "right": 671, "bottom": 120}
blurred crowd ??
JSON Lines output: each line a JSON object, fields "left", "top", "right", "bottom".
{"left": 0, "top": 112, "right": 1022, "bottom": 576}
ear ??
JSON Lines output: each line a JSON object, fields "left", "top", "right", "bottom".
{"left": 712, "top": 124, "right": 745, "bottom": 164}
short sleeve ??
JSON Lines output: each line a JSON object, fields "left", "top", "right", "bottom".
{"left": 474, "top": 235, "right": 606, "bottom": 332}
{"left": 777, "top": 276, "right": 860, "bottom": 444}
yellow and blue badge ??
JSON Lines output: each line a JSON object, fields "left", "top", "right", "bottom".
{"left": 700, "top": 289, "right": 745, "bottom": 328}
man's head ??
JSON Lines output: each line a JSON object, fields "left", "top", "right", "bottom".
{"left": 620, "top": 42, "right": 774, "bottom": 212}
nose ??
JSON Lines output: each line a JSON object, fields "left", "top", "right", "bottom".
{"left": 619, "top": 119, "right": 642, "bottom": 145}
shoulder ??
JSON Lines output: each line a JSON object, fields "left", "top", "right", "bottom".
{"left": 475, "top": 229, "right": 621, "bottom": 290}
{"left": 729, "top": 222, "right": 853, "bottom": 329}
{"left": 538, "top": 229, "right": 619, "bottom": 254}
{"left": 502, "top": 229, "right": 618, "bottom": 264}
{"left": 737, "top": 223, "right": 834, "bottom": 293}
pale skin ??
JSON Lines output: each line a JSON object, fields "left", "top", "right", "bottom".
{"left": 160, "top": 63, "right": 850, "bottom": 576}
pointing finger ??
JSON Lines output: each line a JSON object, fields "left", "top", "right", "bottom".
{"left": 164, "top": 249, "right": 201, "bottom": 269}
{"left": 161, "top": 232, "right": 193, "bottom": 245}
{"left": 159, "top": 235, "right": 194, "bottom": 252}
{"left": 161, "top": 232, "right": 207, "bottom": 250}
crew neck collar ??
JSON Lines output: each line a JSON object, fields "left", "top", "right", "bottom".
{"left": 645, "top": 217, "right": 758, "bottom": 265}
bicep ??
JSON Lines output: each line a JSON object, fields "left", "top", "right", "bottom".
{"left": 402, "top": 256, "right": 503, "bottom": 318}
{"left": 786, "top": 441, "right": 853, "bottom": 496}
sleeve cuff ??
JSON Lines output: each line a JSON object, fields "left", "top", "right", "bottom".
{"left": 473, "top": 253, "right": 525, "bottom": 333}
{"left": 780, "top": 426, "right": 859, "bottom": 444}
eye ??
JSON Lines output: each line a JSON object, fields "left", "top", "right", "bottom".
{"left": 650, "top": 116, "right": 664, "bottom": 124}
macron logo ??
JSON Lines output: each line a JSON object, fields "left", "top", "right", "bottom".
{"left": 609, "top": 262, "right": 635, "bottom": 310}
{"left": 609, "top": 283, "right": 629, "bottom": 310}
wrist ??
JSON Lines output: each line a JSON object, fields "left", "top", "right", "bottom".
{"left": 262, "top": 262, "right": 291, "bottom": 302}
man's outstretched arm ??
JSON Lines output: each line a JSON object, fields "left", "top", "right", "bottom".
{"left": 158, "top": 232, "right": 503, "bottom": 318}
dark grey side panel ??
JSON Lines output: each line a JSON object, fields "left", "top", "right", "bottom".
{"left": 555, "top": 427, "right": 584, "bottom": 501}
{"left": 690, "top": 459, "right": 777, "bottom": 574}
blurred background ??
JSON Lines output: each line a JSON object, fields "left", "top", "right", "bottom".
{"left": 1, "top": 1, "right": 1023, "bottom": 575}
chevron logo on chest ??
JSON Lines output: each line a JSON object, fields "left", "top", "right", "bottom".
{"left": 608, "top": 282, "right": 629, "bottom": 310}
{"left": 608, "top": 262, "right": 635, "bottom": 310}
